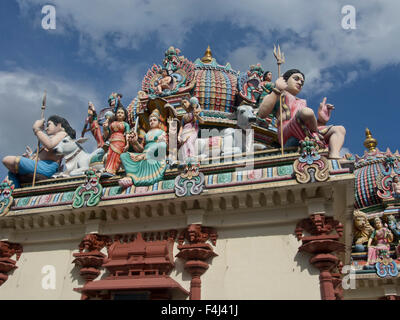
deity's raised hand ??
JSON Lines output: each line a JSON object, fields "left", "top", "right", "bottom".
{"left": 318, "top": 97, "right": 335, "bottom": 125}
{"left": 33, "top": 119, "right": 45, "bottom": 131}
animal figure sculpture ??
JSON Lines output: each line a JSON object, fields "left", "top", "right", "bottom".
{"left": 53, "top": 136, "right": 105, "bottom": 177}
{"left": 195, "top": 104, "right": 266, "bottom": 160}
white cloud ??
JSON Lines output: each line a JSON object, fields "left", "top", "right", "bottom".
{"left": 14, "top": 0, "right": 400, "bottom": 95}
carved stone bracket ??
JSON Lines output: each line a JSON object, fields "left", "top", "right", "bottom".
{"left": 0, "top": 241, "right": 23, "bottom": 286}
{"left": 72, "top": 169, "right": 103, "bottom": 209}
{"left": 176, "top": 224, "right": 218, "bottom": 300}
{"left": 73, "top": 234, "right": 112, "bottom": 284}
{"left": 293, "top": 138, "right": 329, "bottom": 184}
{"left": 295, "top": 214, "right": 344, "bottom": 300}
{"left": 175, "top": 162, "right": 205, "bottom": 197}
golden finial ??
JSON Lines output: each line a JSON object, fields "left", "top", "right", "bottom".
{"left": 364, "top": 128, "right": 377, "bottom": 152}
{"left": 201, "top": 45, "right": 213, "bottom": 63}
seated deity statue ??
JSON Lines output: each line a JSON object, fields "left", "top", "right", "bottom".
{"left": 156, "top": 68, "right": 173, "bottom": 94}
{"left": 258, "top": 69, "right": 346, "bottom": 159}
{"left": 118, "top": 109, "right": 168, "bottom": 188}
{"left": 392, "top": 175, "right": 400, "bottom": 199}
{"left": 2, "top": 115, "right": 75, "bottom": 188}
{"left": 367, "top": 217, "right": 393, "bottom": 266}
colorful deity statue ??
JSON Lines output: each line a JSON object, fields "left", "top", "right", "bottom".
{"left": 367, "top": 217, "right": 394, "bottom": 266}
{"left": 386, "top": 214, "right": 400, "bottom": 258}
{"left": 2, "top": 115, "right": 76, "bottom": 188}
{"left": 156, "top": 68, "right": 175, "bottom": 95}
{"left": 81, "top": 102, "right": 104, "bottom": 148}
{"left": 258, "top": 70, "right": 274, "bottom": 103}
{"left": 178, "top": 97, "right": 204, "bottom": 163}
{"left": 141, "top": 47, "right": 195, "bottom": 99}
{"left": 391, "top": 175, "right": 400, "bottom": 199}
{"left": 102, "top": 107, "right": 130, "bottom": 178}
{"left": 258, "top": 69, "right": 346, "bottom": 159}
{"left": 118, "top": 109, "right": 168, "bottom": 188}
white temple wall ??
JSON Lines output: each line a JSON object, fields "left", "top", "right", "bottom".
{"left": 0, "top": 240, "right": 82, "bottom": 300}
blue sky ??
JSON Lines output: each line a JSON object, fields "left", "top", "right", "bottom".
{"left": 1, "top": 0, "right": 400, "bottom": 180}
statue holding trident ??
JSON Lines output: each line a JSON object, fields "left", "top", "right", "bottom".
{"left": 273, "top": 44, "right": 285, "bottom": 155}
{"left": 2, "top": 93, "right": 76, "bottom": 188}
{"left": 258, "top": 46, "right": 346, "bottom": 159}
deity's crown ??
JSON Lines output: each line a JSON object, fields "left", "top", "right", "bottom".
{"left": 150, "top": 109, "right": 161, "bottom": 121}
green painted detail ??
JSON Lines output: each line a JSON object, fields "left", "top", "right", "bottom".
{"left": 277, "top": 165, "right": 293, "bottom": 176}
{"left": 90, "top": 152, "right": 105, "bottom": 164}
{"left": 217, "top": 172, "right": 232, "bottom": 184}
{"left": 62, "top": 191, "right": 75, "bottom": 202}
{"left": 162, "top": 179, "right": 175, "bottom": 190}
{"left": 108, "top": 186, "right": 122, "bottom": 196}
{"left": 16, "top": 197, "right": 31, "bottom": 207}
{"left": 0, "top": 182, "right": 14, "bottom": 216}
{"left": 72, "top": 170, "right": 103, "bottom": 209}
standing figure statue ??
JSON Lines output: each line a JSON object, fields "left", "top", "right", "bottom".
{"left": 102, "top": 107, "right": 130, "bottom": 178}
{"left": 178, "top": 97, "right": 204, "bottom": 163}
{"left": 258, "top": 70, "right": 274, "bottom": 107}
{"left": 81, "top": 102, "right": 104, "bottom": 148}
{"left": 118, "top": 109, "right": 168, "bottom": 188}
{"left": 387, "top": 214, "right": 400, "bottom": 258}
{"left": 258, "top": 69, "right": 346, "bottom": 159}
{"left": 2, "top": 115, "right": 75, "bottom": 188}
{"left": 367, "top": 217, "right": 393, "bottom": 266}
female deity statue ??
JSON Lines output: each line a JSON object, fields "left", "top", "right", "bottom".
{"left": 367, "top": 217, "right": 394, "bottom": 266}
{"left": 178, "top": 97, "right": 204, "bottom": 163}
{"left": 118, "top": 109, "right": 168, "bottom": 188}
{"left": 102, "top": 107, "right": 130, "bottom": 177}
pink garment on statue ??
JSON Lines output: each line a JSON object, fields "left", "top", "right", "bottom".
{"left": 180, "top": 113, "right": 199, "bottom": 161}
{"left": 277, "top": 92, "right": 328, "bottom": 146}
{"left": 367, "top": 227, "right": 391, "bottom": 265}
{"left": 277, "top": 92, "right": 307, "bottom": 145}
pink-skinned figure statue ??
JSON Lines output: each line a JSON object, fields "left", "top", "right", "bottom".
{"left": 258, "top": 69, "right": 346, "bottom": 159}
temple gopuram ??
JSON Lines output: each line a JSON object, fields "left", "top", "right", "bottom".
{"left": 0, "top": 46, "right": 398, "bottom": 300}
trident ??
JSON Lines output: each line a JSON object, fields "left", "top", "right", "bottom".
{"left": 273, "top": 44, "right": 285, "bottom": 155}
{"left": 32, "top": 91, "right": 47, "bottom": 187}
